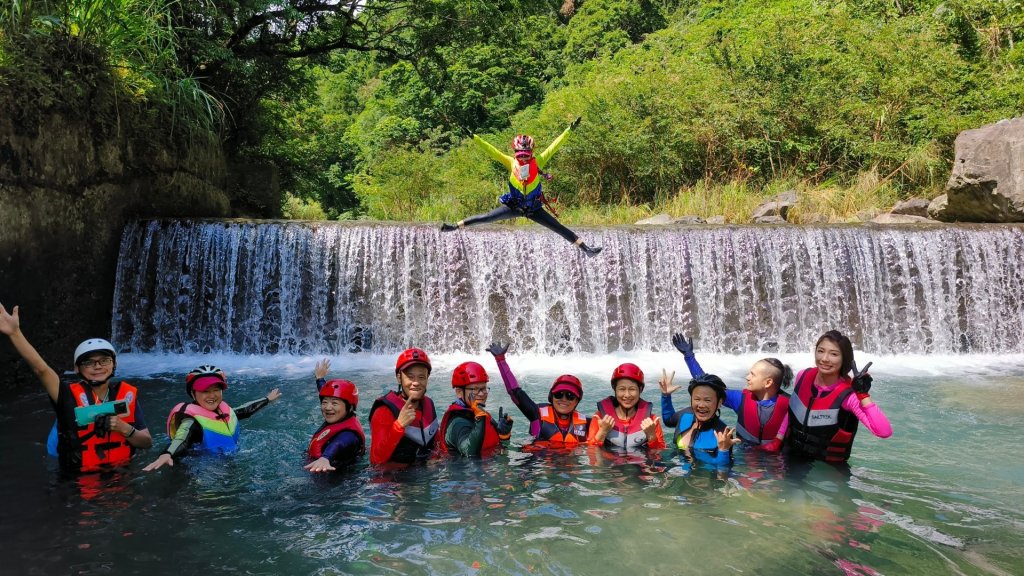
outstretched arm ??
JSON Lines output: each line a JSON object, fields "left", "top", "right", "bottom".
{"left": 536, "top": 122, "right": 575, "bottom": 169}
{"left": 472, "top": 135, "right": 513, "bottom": 170}
{"left": 0, "top": 303, "right": 59, "bottom": 401}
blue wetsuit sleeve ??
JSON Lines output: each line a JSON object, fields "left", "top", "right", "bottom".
{"left": 321, "top": 430, "right": 363, "bottom": 466}
{"left": 132, "top": 401, "right": 148, "bottom": 431}
{"left": 724, "top": 389, "right": 743, "bottom": 413}
{"left": 316, "top": 377, "right": 326, "bottom": 393}
{"left": 684, "top": 351, "right": 705, "bottom": 378}
{"left": 661, "top": 394, "right": 679, "bottom": 427}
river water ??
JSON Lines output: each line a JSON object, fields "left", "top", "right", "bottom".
{"left": 1, "top": 351, "right": 1022, "bottom": 575}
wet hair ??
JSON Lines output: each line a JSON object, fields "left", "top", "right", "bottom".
{"left": 758, "top": 358, "right": 793, "bottom": 390}
{"left": 687, "top": 374, "right": 727, "bottom": 402}
{"left": 816, "top": 330, "right": 854, "bottom": 376}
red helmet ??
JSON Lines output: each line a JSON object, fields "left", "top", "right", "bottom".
{"left": 451, "top": 361, "right": 489, "bottom": 388}
{"left": 512, "top": 134, "right": 534, "bottom": 152}
{"left": 320, "top": 379, "right": 359, "bottom": 409}
{"left": 611, "top": 363, "right": 645, "bottom": 390}
{"left": 548, "top": 374, "right": 583, "bottom": 403}
{"left": 396, "top": 348, "right": 431, "bottom": 374}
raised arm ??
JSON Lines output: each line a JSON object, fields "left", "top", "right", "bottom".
{"left": 536, "top": 118, "right": 580, "bottom": 169}
{"left": 472, "top": 134, "right": 514, "bottom": 170}
{"left": 487, "top": 342, "right": 541, "bottom": 424}
{"left": 0, "top": 303, "right": 60, "bottom": 401}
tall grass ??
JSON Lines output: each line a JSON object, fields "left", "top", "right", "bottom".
{"left": 1, "top": 0, "right": 223, "bottom": 131}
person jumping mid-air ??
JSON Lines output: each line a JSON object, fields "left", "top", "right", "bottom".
{"left": 442, "top": 117, "right": 602, "bottom": 257}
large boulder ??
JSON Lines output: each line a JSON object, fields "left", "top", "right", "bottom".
{"left": 931, "top": 117, "right": 1024, "bottom": 222}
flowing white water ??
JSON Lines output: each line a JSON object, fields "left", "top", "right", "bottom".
{"left": 112, "top": 220, "right": 1024, "bottom": 355}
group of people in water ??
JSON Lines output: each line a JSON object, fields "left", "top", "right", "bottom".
{"left": 0, "top": 300, "right": 892, "bottom": 476}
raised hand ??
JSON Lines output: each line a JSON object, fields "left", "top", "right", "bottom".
{"left": 570, "top": 116, "right": 582, "bottom": 130}
{"left": 716, "top": 426, "right": 741, "bottom": 451}
{"left": 314, "top": 358, "right": 331, "bottom": 380}
{"left": 397, "top": 396, "right": 419, "bottom": 428}
{"left": 671, "top": 333, "right": 694, "bottom": 356}
{"left": 304, "top": 457, "right": 336, "bottom": 473}
{"left": 658, "top": 368, "right": 680, "bottom": 395}
{"left": 0, "top": 303, "right": 20, "bottom": 336}
{"left": 266, "top": 388, "right": 282, "bottom": 402}
{"left": 641, "top": 415, "right": 660, "bottom": 440}
{"left": 485, "top": 341, "right": 509, "bottom": 358}
{"left": 598, "top": 414, "right": 616, "bottom": 435}
{"left": 468, "top": 399, "right": 489, "bottom": 420}
{"left": 496, "top": 407, "right": 513, "bottom": 440}
{"left": 851, "top": 361, "right": 873, "bottom": 395}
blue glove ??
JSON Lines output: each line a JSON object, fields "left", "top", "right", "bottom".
{"left": 851, "top": 361, "right": 873, "bottom": 395}
{"left": 672, "top": 333, "right": 694, "bottom": 356}
{"left": 496, "top": 407, "right": 513, "bottom": 439}
{"left": 486, "top": 341, "right": 509, "bottom": 358}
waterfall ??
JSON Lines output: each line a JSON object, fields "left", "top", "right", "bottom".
{"left": 111, "top": 220, "right": 1024, "bottom": 355}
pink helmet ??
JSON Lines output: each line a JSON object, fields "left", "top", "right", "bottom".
{"left": 452, "top": 361, "right": 489, "bottom": 388}
{"left": 611, "top": 363, "right": 645, "bottom": 391}
{"left": 512, "top": 134, "right": 534, "bottom": 153}
{"left": 548, "top": 374, "right": 583, "bottom": 403}
{"left": 320, "top": 379, "right": 359, "bottom": 409}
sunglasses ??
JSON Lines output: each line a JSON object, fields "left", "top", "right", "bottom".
{"left": 552, "top": 391, "right": 579, "bottom": 401}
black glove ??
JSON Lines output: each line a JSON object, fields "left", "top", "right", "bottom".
{"left": 457, "top": 124, "right": 473, "bottom": 139}
{"left": 570, "top": 116, "right": 582, "bottom": 130}
{"left": 94, "top": 414, "right": 111, "bottom": 438}
{"left": 495, "top": 407, "right": 513, "bottom": 439}
{"left": 851, "top": 361, "right": 873, "bottom": 395}
{"left": 486, "top": 341, "right": 509, "bottom": 357}
{"left": 671, "top": 333, "right": 694, "bottom": 356}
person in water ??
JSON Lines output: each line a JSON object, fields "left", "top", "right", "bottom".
{"left": 0, "top": 302, "right": 153, "bottom": 473}
{"left": 437, "top": 361, "right": 514, "bottom": 457}
{"left": 662, "top": 333, "right": 792, "bottom": 451}
{"left": 368, "top": 348, "right": 439, "bottom": 465}
{"left": 441, "top": 117, "right": 603, "bottom": 257}
{"left": 588, "top": 363, "right": 665, "bottom": 450}
{"left": 305, "top": 359, "right": 365, "bottom": 473}
{"left": 786, "top": 330, "right": 892, "bottom": 463}
{"left": 486, "top": 341, "right": 590, "bottom": 447}
{"left": 143, "top": 365, "right": 281, "bottom": 471}
{"left": 664, "top": 372, "right": 741, "bottom": 467}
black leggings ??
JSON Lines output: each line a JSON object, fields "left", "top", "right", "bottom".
{"left": 461, "top": 204, "right": 579, "bottom": 244}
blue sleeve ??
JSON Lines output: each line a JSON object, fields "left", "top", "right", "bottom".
{"left": 316, "top": 377, "right": 326, "bottom": 393}
{"left": 724, "top": 389, "right": 743, "bottom": 413}
{"left": 132, "top": 401, "right": 148, "bottom": 431}
{"left": 684, "top": 352, "right": 705, "bottom": 378}
{"left": 321, "top": 430, "right": 363, "bottom": 465}
{"left": 661, "top": 394, "right": 679, "bottom": 427}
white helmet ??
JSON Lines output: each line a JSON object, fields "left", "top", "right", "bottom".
{"left": 74, "top": 338, "right": 117, "bottom": 366}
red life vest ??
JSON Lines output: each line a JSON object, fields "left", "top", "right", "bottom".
{"left": 596, "top": 397, "right": 654, "bottom": 450}
{"left": 68, "top": 381, "right": 138, "bottom": 471}
{"left": 735, "top": 389, "right": 790, "bottom": 446}
{"left": 437, "top": 403, "right": 501, "bottom": 457}
{"left": 534, "top": 405, "right": 589, "bottom": 446}
{"left": 787, "top": 368, "right": 859, "bottom": 462}
{"left": 308, "top": 416, "right": 366, "bottom": 459}
{"left": 369, "top": 390, "right": 438, "bottom": 463}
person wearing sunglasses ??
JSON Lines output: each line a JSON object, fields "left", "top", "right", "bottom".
{"left": 486, "top": 342, "right": 591, "bottom": 448}
{"left": 664, "top": 333, "right": 793, "bottom": 452}
{"left": 143, "top": 365, "right": 281, "bottom": 471}
{"left": 440, "top": 117, "right": 603, "bottom": 257}
{"left": 437, "top": 361, "right": 514, "bottom": 457}
{"left": 0, "top": 302, "right": 153, "bottom": 473}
